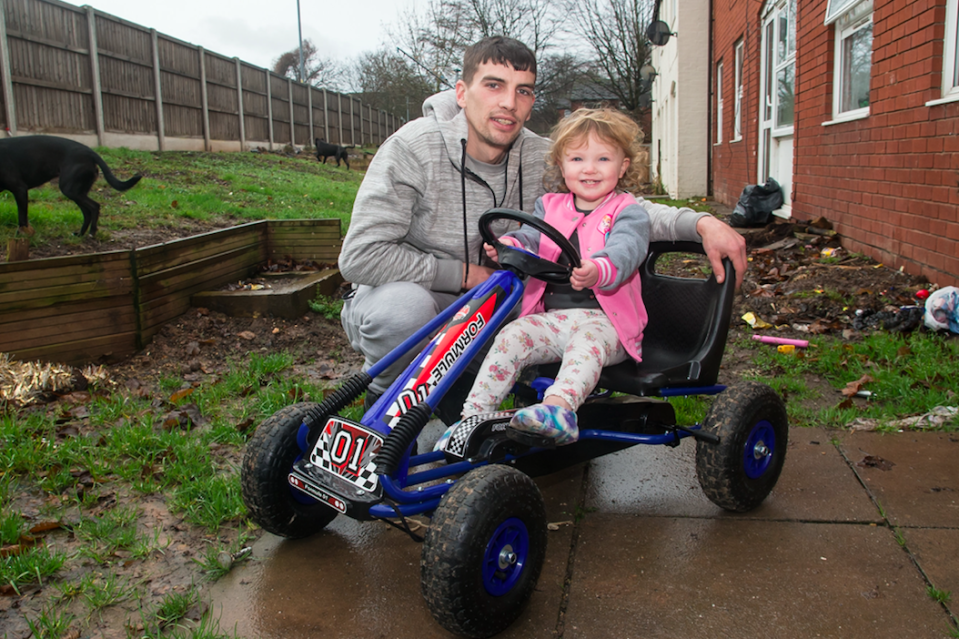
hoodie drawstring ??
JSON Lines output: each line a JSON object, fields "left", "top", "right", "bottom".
{"left": 460, "top": 139, "right": 470, "bottom": 290}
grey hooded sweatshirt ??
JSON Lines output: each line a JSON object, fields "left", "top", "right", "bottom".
{"left": 338, "top": 90, "right": 706, "bottom": 293}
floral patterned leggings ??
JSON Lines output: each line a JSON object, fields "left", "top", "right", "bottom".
{"left": 463, "top": 308, "right": 630, "bottom": 417}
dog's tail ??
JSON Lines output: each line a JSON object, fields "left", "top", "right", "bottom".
{"left": 94, "top": 154, "right": 142, "bottom": 192}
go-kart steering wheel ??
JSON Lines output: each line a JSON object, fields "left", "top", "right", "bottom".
{"left": 479, "top": 208, "right": 581, "bottom": 285}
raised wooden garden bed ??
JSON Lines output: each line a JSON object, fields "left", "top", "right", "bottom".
{"left": 0, "top": 219, "right": 342, "bottom": 366}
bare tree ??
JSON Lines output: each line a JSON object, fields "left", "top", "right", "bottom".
{"left": 347, "top": 48, "right": 436, "bottom": 121}
{"left": 387, "top": 0, "right": 565, "bottom": 92}
{"left": 562, "top": 0, "right": 655, "bottom": 118}
{"left": 463, "top": 0, "right": 564, "bottom": 55}
{"left": 273, "top": 39, "right": 346, "bottom": 90}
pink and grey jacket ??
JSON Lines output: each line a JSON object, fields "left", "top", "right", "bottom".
{"left": 503, "top": 191, "right": 651, "bottom": 361}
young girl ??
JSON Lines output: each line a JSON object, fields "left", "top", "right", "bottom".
{"left": 460, "top": 107, "right": 650, "bottom": 446}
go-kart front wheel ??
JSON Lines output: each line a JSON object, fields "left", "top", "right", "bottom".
{"left": 241, "top": 402, "right": 337, "bottom": 538}
{"left": 421, "top": 465, "right": 547, "bottom": 638}
{"left": 695, "top": 381, "right": 788, "bottom": 512}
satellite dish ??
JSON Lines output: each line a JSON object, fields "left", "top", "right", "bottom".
{"left": 646, "top": 20, "right": 673, "bottom": 46}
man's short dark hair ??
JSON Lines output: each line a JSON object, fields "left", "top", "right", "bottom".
{"left": 461, "top": 36, "right": 537, "bottom": 85}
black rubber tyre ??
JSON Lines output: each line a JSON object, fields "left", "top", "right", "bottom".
{"left": 241, "top": 402, "right": 338, "bottom": 538}
{"left": 695, "top": 381, "right": 788, "bottom": 512}
{"left": 421, "top": 465, "right": 547, "bottom": 638}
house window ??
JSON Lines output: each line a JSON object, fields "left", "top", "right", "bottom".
{"left": 945, "top": 0, "right": 959, "bottom": 99}
{"left": 734, "top": 39, "right": 744, "bottom": 141}
{"left": 716, "top": 61, "right": 723, "bottom": 144}
{"left": 829, "top": 0, "right": 873, "bottom": 119}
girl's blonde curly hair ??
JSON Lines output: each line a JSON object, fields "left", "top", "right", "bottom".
{"left": 543, "top": 107, "right": 649, "bottom": 194}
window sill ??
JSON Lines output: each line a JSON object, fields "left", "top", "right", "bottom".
{"left": 925, "top": 93, "right": 959, "bottom": 107}
{"left": 731, "top": 136, "right": 743, "bottom": 143}
{"left": 822, "top": 109, "right": 870, "bottom": 126}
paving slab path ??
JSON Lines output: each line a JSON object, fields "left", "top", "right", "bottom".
{"left": 209, "top": 428, "right": 959, "bottom": 638}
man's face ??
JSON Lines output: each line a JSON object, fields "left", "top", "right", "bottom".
{"left": 455, "top": 61, "right": 536, "bottom": 164}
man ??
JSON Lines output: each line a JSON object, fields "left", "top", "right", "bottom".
{"left": 339, "top": 36, "right": 746, "bottom": 419}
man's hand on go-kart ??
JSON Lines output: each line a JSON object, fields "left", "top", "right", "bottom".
{"left": 570, "top": 259, "right": 599, "bottom": 291}
{"left": 696, "top": 215, "right": 747, "bottom": 289}
{"left": 462, "top": 263, "right": 496, "bottom": 290}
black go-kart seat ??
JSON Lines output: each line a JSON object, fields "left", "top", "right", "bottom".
{"left": 538, "top": 241, "right": 735, "bottom": 397}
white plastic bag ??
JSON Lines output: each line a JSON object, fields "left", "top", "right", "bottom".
{"left": 924, "top": 286, "right": 959, "bottom": 333}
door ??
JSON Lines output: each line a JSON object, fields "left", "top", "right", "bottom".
{"left": 758, "top": 0, "right": 795, "bottom": 218}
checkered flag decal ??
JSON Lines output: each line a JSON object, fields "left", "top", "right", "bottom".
{"left": 442, "top": 411, "right": 512, "bottom": 458}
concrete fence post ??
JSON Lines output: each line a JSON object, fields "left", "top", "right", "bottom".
{"left": 85, "top": 6, "right": 105, "bottom": 145}
{"left": 198, "top": 47, "right": 211, "bottom": 152}
{"left": 266, "top": 70, "right": 274, "bottom": 151}
{"left": 235, "top": 58, "right": 245, "bottom": 150}
{"left": 287, "top": 78, "right": 295, "bottom": 146}
{"left": 151, "top": 29, "right": 165, "bottom": 151}
{"left": 0, "top": 0, "right": 16, "bottom": 136}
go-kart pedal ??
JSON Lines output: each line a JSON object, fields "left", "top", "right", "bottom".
{"left": 504, "top": 425, "right": 559, "bottom": 449}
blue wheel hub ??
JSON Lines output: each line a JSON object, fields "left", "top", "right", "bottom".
{"left": 482, "top": 517, "right": 529, "bottom": 596}
{"left": 742, "top": 419, "right": 776, "bottom": 479}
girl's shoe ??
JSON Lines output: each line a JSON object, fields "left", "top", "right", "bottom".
{"left": 506, "top": 404, "right": 579, "bottom": 448}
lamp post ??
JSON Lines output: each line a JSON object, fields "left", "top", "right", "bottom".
{"left": 296, "top": 0, "right": 305, "bottom": 83}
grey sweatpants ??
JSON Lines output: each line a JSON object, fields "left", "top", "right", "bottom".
{"left": 340, "top": 282, "right": 462, "bottom": 395}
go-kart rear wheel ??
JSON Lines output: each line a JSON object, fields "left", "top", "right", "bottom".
{"left": 695, "top": 382, "right": 788, "bottom": 512}
{"left": 421, "top": 465, "right": 547, "bottom": 638}
{"left": 241, "top": 402, "right": 337, "bottom": 538}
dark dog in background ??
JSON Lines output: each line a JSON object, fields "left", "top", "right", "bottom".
{"left": 0, "top": 135, "right": 142, "bottom": 236}
{"left": 314, "top": 138, "right": 349, "bottom": 169}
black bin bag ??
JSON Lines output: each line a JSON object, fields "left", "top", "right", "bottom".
{"left": 729, "top": 178, "right": 784, "bottom": 228}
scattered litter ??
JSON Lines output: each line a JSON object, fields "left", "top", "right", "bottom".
{"left": 848, "top": 406, "right": 958, "bottom": 432}
{"left": 820, "top": 247, "right": 840, "bottom": 258}
{"left": 923, "top": 286, "right": 959, "bottom": 333}
{"left": 752, "top": 335, "right": 809, "bottom": 348}
{"left": 742, "top": 312, "right": 773, "bottom": 329}
{"left": 777, "top": 344, "right": 796, "bottom": 353}
{"left": 852, "top": 306, "right": 923, "bottom": 333}
{"left": 548, "top": 520, "right": 574, "bottom": 531}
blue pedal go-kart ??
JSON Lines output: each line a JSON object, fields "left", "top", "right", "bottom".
{"left": 241, "top": 209, "right": 788, "bottom": 638}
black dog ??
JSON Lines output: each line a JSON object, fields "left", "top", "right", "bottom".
{"left": 0, "top": 135, "right": 142, "bottom": 236}
{"left": 314, "top": 138, "right": 349, "bottom": 169}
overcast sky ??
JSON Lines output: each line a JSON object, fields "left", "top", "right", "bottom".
{"left": 66, "top": 0, "right": 426, "bottom": 71}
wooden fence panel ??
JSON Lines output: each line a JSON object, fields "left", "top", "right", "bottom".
{"left": 5, "top": 0, "right": 94, "bottom": 133}
{"left": 157, "top": 36, "right": 202, "bottom": 138}
{"left": 269, "top": 73, "right": 289, "bottom": 144}
{"left": 291, "top": 81, "right": 309, "bottom": 146}
{"left": 240, "top": 63, "right": 268, "bottom": 142}
{"left": 95, "top": 13, "right": 155, "bottom": 134}
{"left": 308, "top": 86, "right": 325, "bottom": 142}
{"left": 205, "top": 52, "right": 238, "bottom": 140}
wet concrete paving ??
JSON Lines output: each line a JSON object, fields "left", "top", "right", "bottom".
{"left": 209, "top": 428, "right": 959, "bottom": 638}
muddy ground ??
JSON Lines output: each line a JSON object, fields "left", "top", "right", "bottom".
{"left": 0, "top": 203, "right": 933, "bottom": 638}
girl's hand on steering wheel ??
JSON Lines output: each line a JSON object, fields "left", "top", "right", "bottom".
{"left": 483, "top": 242, "right": 500, "bottom": 263}
{"left": 570, "top": 260, "right": 599, "bottom": 291}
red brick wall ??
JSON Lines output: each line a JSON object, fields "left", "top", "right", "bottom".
{"left": 711, "top": 0, "right": 764, "bottom": 206}
{"left": 711, "top": 0, "right": 959, "bottom": 285}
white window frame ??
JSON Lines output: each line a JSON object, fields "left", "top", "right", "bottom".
{"left": 942, "top": 0, "right": 959, "bottom": 101}
{"left": 733, "top": 39, "right": 744, "bottom": 141}
{"left": 715, "top": 60, "right": 724, "bottom": 145}
{"left": 829, "top": 0, "right": 873, "bottom": 122}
